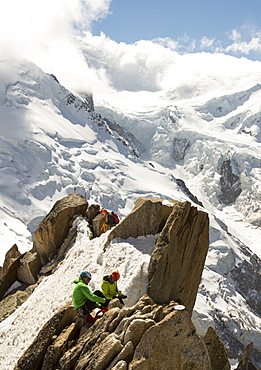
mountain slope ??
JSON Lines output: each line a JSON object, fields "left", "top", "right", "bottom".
{"left": 0, "top": 56, "right": 260, "bottom": 367}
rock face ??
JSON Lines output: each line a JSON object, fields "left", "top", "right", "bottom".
{"left": 0, "top": 284, "right": 36, "bottom": 323}
{"left": 33, "top": 193, "right": 88, "bottom": 265}
{"left": 0, "top": 244, "right": 21, "bottom": 277}
{"left": 0, "top": 194, "right": 89, "bottom": 318}
{"left": 17, "top": 251, "right": 42, "bottom": 285}
{"left": 129, "top": 307, "right": 211, "bottom": 370}
{"left": 148, "top": 200, "right": 209, "bottom": 316}
{"left": 86, "top": 204, "right": 101, "bottom": 225}
{"left": 230, "top": 255, "right": 261, "bottom": 316}
{"left": 236, "top": 342, "right": 259, "bottom": 370}
{"left": 203, "top": 326, "right": 230, "bottom": 370}
{"left": 16, "top": 295, "right": 221, "bottom": 370}
{"left": 107, "top": 198, "right": 176, "bottom": 244}
{"left": 0, "top": 244, "right": 22, "bottom": 300}
{"left": 15, "top": 303, "right": 78, "bottom": 370}
{"left": 172, "top": 137, "right": 190, "bottom": 162}
{"left": 92, "top": 212, "right": 107, "bottom": 237}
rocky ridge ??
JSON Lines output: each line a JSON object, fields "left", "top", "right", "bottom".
{"left": 15, "top": 296, "right": 231, "bottom": 370}
{"left": 0, "top": 195, "right": 259, "bottom": 369}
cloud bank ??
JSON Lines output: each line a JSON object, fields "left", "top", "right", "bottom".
{"left": 79, "top": 32, "right": 261, "bottom": 98}
{"left": 0, "top": 0, "right": 112, "bottom": 92}
{"left": 0, "top": 1, "right": 261, "bottom": 97}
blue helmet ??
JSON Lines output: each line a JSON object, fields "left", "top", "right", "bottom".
{"left": 80, "top": 271, "right": 92, "bottom": 280}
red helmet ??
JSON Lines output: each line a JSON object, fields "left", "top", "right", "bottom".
{"left": 102, "top": 209, "right": 107, "bottom": 214}
{"left": 111, "top": 271, "right": 120, "bottom": 281}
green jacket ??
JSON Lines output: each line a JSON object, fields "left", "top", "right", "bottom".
{"left": 72, "top": 279, "right": 106, "bottom": 310}
{"left": 101, "top": 275, "right": 122, "bottom": 300}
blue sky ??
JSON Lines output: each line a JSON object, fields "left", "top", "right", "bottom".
{"left": 92, "top": 0, "right": 261, "bottom": 60}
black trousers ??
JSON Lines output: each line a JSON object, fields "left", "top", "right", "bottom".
{"left": 80, "top": 290, "right": 106, "bottom": 315}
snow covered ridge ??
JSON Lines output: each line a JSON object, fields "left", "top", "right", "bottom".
{"left": 0, "top": 58, "right": 144, "bottom": 264}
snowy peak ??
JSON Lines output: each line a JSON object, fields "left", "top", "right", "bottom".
{"left": 0, "top": 58, "right": 144, "bottom": 261}
{"left": 196, "top": 84, "right": 261, "bottom": 118}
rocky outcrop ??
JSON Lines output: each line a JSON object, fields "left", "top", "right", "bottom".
{"left": 92, "top": 212, "right": 107, "bottom": 237}
{"left": 0, "top": 194, "right": 89, "bottom": 320}
{"left": 0, "top": 245, "right": 22, "bottom": 300}
{"left": 15, "top": 303, "right": 78, "bottom": 370}
{"left": 107, "top": 198, "right": 176, "bottom": 244}
{"left": 203, "top": 326, "right": 230, "bottom": 370}
{"left": 86, "top": 203, "right": 101, "bottom": 224}
{"left": 33, "top": 193, "right": 88, "bottom": 265}
{"left": 105, "top": 198, "right": 209, "bottom": 317}
{"left": 236, "top": 342, "right": 259, "bottom": 370}
{"left": 0, "top": 284, "right": 36, "bottom": 323}
{"left": 0, "top": 244, "right": 21, "bottom": 277}
{"left": 148, "top": 200, "right": 209, "bottom": 316}
{"left": 129, "top": 307, "right": 211, "bottom": 370}
{"left": 17, "top": 251, "right": 42, "bottom": 285}
{"left": 16, "top": 295, "right": 226, "bottom": 370}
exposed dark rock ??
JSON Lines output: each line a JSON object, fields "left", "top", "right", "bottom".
{"left": 176, "top": 178, "right": 204, "bottom": 207}
{"left": 103, "top": 118, "right": 141, "bottom": 158}
{"left": 230, "top": 254, "right": 261, "bottom": 316}
{"left": 172, "top": 137, "right": 190, "bottom": 162}
{"left": 218, "top": 159, "right": 242, "bottom": 205}
{"left": 236, "top": 342, "right": 259, "bottom": 370}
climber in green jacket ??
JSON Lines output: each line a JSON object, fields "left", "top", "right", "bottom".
{"left": 72, "top": 271, "right": 106, "bottom": 317}
{"left": 101, "top": 271, "right": 127, "bottom": 305}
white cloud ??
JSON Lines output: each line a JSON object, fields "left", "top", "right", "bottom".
{"left": 225, "top": 37, "right": 261, "bottom": 54}
{"left": 224, "top": 24, "right": 261, "bottom": 55}
{"left": 81, "top": 32, "right": 180, "bottom": 92}
{"left": 229, "top": 29, "right": 242, "bottom": 41}
{"left": 152, "top": 37, "right": 179, "bottom": 51}
{"left": 0, "top": 0, "right": 112, "bottom": 92}
{"left": 78, "top": 32, "right": 261, "bottom": 97}
{"left": 200, "top": 36, "right": 215, "bottom": 49}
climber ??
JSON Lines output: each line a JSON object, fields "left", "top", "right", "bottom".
{"left": 72, "top": 271, "right": 106, "bottom": 321}
{"left": 101, "top": 209, "right": 115, "bottom": 232}
{"left": 101, "top": 271, "right": 127, "bottom": 305}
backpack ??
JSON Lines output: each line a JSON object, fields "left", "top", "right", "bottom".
{"left": 112, "top": 213, "right": 119, "bottom": 224}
